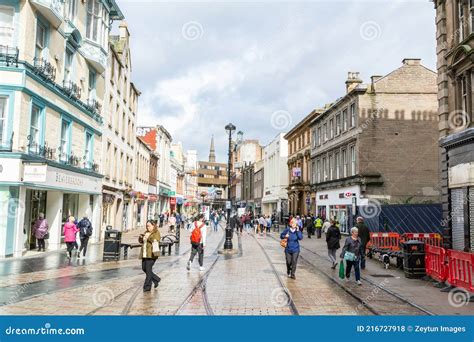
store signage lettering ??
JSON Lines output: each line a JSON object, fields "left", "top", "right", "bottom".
{"left": 55, "top": 172, "right": 84, "bottom": 187}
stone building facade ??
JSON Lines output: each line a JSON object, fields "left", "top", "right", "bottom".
{"left": 434, "top": 0, "right": 474, "bottom": 251}
{"left": 310, "top": 59, "right": 440, "bottom": 234}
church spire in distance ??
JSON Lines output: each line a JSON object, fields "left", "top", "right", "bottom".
{"left": 209, "top": 135, "right": 216, "bottom": 162}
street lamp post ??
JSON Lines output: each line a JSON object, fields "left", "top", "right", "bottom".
{"left": 224, "top": 123, "right": 236, "bottom": 250}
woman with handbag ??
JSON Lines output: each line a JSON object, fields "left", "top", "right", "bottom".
{"left": 139, "top": 220, "right": 161, "bottom": 292}
{"left": 33, "top": 213, "right": 49, "bottom": 252}
{"left": 340, "top": 227, "right": 363, "bottom": 285}
{"left": 280, "top": 218, "right": 303, "bottom": 279}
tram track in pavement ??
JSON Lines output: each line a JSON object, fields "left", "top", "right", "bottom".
{"left": 251, "top": 234, "right": 300, "bottom": 316}
{"left": 266, "top": 234, "right": 434, "bottom": 315}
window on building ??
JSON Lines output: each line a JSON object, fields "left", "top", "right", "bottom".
{"left": 459, "top": 0, "right": 466, "bottom": 42}
{"left": 85, "top": 131, "right": 93, "bottom": 167}
{"left": 342, "top": 109, "right": 348, "bottom": 131}
{"left": 312, "top": 129, "right": 317, "bottom": 148}
{"left": 342, "top": 149, "right": 347, "bottom": 178}
{"left": 317, "top": 126, "right": 321, "bottom": 145}
{"left": 88, "top": 70, "right": 96, "bottom": 100}
{"left": 64, "top": 49, "right": 73, "bottom": 83}
{"left": 35, "top": 20, "right": 47, "bottom": 58}
{"left": 0, "top": 96, "right": 7, "bottom": 146}
{"left": 86, "top": 0, "right": 109, "bottom": 46}
{"left": 0, "top": 6, "right": 14, "bottom": 47}
{"left": 460, "top": 75, "right": 469, "bottom": 114}
{"left": 336, "top": 113, "right": 341, "bottom": 135}
{"left": 350, "top": 103, "right": 356, "bottom": 127}
{"left": 323, "top": 123, "right": 328, "bottom": 142}
{"left": 335, "top": 152, "right": 340, "bottom": 179}
{"left": 317, "top": 160, "right": 321, "bottom": 183}
{"left": 29, "top": 104, "right": 42, "bottom": 153}
{"left": 329, "top": 154, "right": 334, "bottom": 180}
{"left": 105, "top": 141, "right": 111, "bottom": 177}
{"left": 113, "top": 146, "right": 118, "bottom": 180}
{"left": 65, "top": 0, "right": 77, "bottom": 21}
{"left": 350, "top": 146, "right": 356, "bottom": 176}
{"left": 59, "top": 119, "right": 71, "bottom": 162}
{"left": 323, "top": 157, "right": 328, "bottom": 182}
{"left": 329, "top": 119, "right": 334, "bottom": 139}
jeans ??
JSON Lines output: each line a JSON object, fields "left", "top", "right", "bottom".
{"left": 142, "top": 258, "right": 160, "bottom": 290}
{"left": 328, "top": 248, "right": 337, "bottom": 265}
{"left": 79, "top": 236, "right": 89, "bottom": 256}
{"left": 360, "top": 245, "right": 367, "bottom": 269}
{"left": 345, "top": 259, "right": 361, "bottom": 281}
{"left": 37, "top": 238, "right": 45, "bottom": 250}
{"left": 189, "top": 243, "right": 204, "bottom": 266}
{"left": 285, "top": 251, "right": 300, "bottom": 276}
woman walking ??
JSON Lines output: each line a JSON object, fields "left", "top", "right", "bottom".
{"left": 340, "top": 227, "right": 363, "bottom": 285}
{"left": 280, "top": 218, "right": 303, "bottom": 279}
{"left": 33, "top": 213, "right": 49, "bottom": 252}
{"left": 63, "top": 216, "right": 79, "bottom": 259}
{"left": 168, "top": 213, "right": 176, "bottom": 233}
{"left": 326, "top": 219, "right": 341, "bottom": 269}
{"left": 139, "top": 220, "right": 161, "bottom": 292}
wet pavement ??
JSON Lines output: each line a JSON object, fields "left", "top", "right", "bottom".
{"left": 0, "top": 223, "right": 471, "bottom": 316}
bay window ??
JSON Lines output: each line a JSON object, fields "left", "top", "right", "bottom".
{"left": 86, "top": 0, "right": 109, "bottom": 47}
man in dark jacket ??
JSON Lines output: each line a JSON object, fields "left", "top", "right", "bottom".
{"left": 305, "top": 215, "right": 314, "bottom": 238}
{"left": 77, "top": 216, "right": 93, "bottom": 258}
{"left": 326, "top": 220, "right": 341, "bottom": 269}
{"left": 356, "top": 216, "right": 370, "bottom": 269}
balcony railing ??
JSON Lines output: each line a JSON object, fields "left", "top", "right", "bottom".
{"left": 86, "top": 98, "right": 102, "bottom": 115}
{"left": 0, "top": 44, "right": 18, "bottom": 67}
{"left": 33, "top": 57, "right": 56, "bottom": 82}
{"left": 58, "top": 149, "right": 82, "bottom": 168}
{"left": 63, "top": 80, "right": 81, "bottom": 99}
{"left": 27, "top": 138, "right": 56, "bottom": 160}
{"left": 83, "top": 160, "right": 99, "bottom": 173}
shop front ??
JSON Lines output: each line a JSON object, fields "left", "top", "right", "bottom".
{"left": 315, "top": 185, "right": 367, "bottom": 235}
{"left": 158, "top": 185, "right": 171, "bottom": 214}
{"left": 0, "top": 158, "right": 102, "bottom": 258}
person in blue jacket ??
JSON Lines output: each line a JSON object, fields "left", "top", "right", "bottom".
{"left": 280, "top": 218, "right": 303, "bottom": 279}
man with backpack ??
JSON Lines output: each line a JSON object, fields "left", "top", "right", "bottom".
{"left": 77, "top": 216, "right": 93, "bottom": 258}
{"left": 187, "top": 214, "right": 207, "bottom": 271}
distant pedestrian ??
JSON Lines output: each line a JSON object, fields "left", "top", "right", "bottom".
{"left": 266, "top": 215, "right": 272, "bottom": 233}
{"left": 32, "top": 213, "right": 49, "bottom": 252}
{"left": 138, "top": 220, "right": 161, "bottom": 292}
{"left": 230, "top": 213, "right": 238, "bottom": 234}
{"left": 63, "top": 216, "right": 79, "bottom": 259}
{"left": 168, "top": 213, "right": 176, "bottom": 233}
{"left": 340, "top": 227, "right": 363, "bottom": 285}
{"left": 356, "top": 217, "right": 370, "bottom": 270}
{"left": 314, "top": 216, "right": 323, "bottom": 238}
{"left": 187, "top": 214, "right": 207, "bottom": 271}
{"left": 305, "top": 214, "right": 314, "bottom": 238}
{"left": 322, "top": 218, "right": 331, "bottom": 234}
{"left": 258, "top": 215, "right": 266, "bottom": 236}
{"left": 211, "top": 211, "right": 219, "bottom": 232}
{"left": 280, "top": 218, "right": 303, "bottom": 280}
{"left": 159, "top": 213, "right": 164, "bottom": 227}
{"left": 326, "top": 220, "right": 341, "bottom": 269}
{"left": 77, "top": 216, "right": 93, "bottom": 258}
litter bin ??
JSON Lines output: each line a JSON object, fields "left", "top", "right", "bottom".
{"left": 103, "top": 229, "right": 122, "bottom": 261}
{"left": 402, "top": 240, "right": 425, "bottom": 279}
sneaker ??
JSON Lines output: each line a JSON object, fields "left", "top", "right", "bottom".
{"left": 186, "top": 261, "right": 191, "bottom": 271}
{"left": 290, "top": 275, "right": 296, "bottom": 280}
{"left": 357, "top": 280, "right": 362, "bottom": 286}
{"left": 199, "top": 266, "right": 205, "bottom": 271}
{"left": 287, "top": 274, "right": 291, "bottom": 278}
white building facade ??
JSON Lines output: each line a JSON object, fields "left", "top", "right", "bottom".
{"left": 262, "top": 133, "right": 289, "bottom": 217}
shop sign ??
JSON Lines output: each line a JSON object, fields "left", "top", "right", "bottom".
{"left": 344, "top": 192, "right": 354, "bottom": 198}
{"left": 23, "top": 164, "right": 47, "bottom": 182}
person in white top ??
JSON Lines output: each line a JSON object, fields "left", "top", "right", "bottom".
{"left": 322, "top": 219, "right": 331, "bottom": 234}
{"left": 187, "top": 214, "right": 207, "bottom": 271}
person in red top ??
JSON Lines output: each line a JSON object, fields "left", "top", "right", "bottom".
{"left": 63, "top": 216, "right": 79, "bottom": 259}
{"left": 187, "top": 214, "right": 207, "bottom": 272}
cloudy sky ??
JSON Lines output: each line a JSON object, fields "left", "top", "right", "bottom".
{"left": 116, "top": 0, "right": 436, "bottom": 163}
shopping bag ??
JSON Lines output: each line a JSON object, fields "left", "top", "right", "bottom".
{"left": 339, "top": 261, "right": 345, "bottom": 279}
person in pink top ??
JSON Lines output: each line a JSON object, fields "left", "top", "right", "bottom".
{"left": 63, "top": 216, "right": 79, "bottom": 259}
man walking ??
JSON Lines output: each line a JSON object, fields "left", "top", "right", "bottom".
{"left": 314, "top": 215, "right": 323, "bottom": 238}
{"left": 77, "top": 216, "right": 93, "bottom": 258}
{"left": 356, "top": 216, "right": 370, "bottom": 270}
{"left": 305, "top": 214, "right": 314, "bottom": 238}
{"left": 187, "top": 214, "right": 207, "bottom": 271}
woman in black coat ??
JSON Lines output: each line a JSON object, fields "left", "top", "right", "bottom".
{"left": 325, "top": 220, "right": 341, "bottom": 269}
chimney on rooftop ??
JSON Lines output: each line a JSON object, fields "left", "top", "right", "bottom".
{"left": 345, "top": 72, "right": 362, "bottom": 94}
{"left": 402, "top": 58, "right": 421, "bottom": 66}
